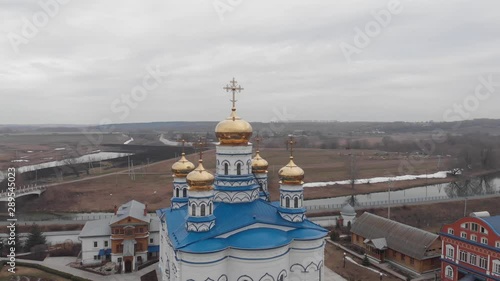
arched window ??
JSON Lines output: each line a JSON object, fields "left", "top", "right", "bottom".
{"left": 182, "top": 188, "right": 187, "bottom": 197}
{"left": 209, "top": 203, "right": 213, "bottom": 214}
{"left": 445, "top": 265, "right": 453, "bottom": 278}
{"left": 175, "top": 188, "right": 179, "bottom": 197}
{"left": 294, "top": 197, "right": 299, "bottom": 208}
{"left": 200, "top": 204, "right": 206, "bottom": 216}
{"left": 236, "top": 163, "right": 241, "bottom": 175}
{"left": 191, "top": 204, "right": 196, "bottom": 216}
{"left": 224, "top": 163, "right": 229, "bottom": 175}
{"left": 286, "top": 197, "right": 290, "bottom": 208}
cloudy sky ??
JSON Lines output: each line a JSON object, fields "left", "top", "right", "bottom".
{"left": 1, "top": 0, "right": 499, "bottom": 125}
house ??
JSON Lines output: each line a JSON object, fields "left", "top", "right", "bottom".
{"left": 79, "top": 200, "right": 160, "bottom": 273}
{"left": 351, "top": 212, "right": 441, "bottom": 274}
{"left": 440, "top": 211, "right": 500, "bottom": 281}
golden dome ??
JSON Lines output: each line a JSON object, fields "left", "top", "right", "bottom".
{"left": 278, "top": 156, "right": 304, "bottom": 185}
{"left": 215, "top": 109, "right": 253, "bottom": 145}
{"left": 251, "top": 151, "right": 268, "bottom": 173}
{"left": 186, "top": 160, "right": 214, "bottom": 191}
{"left": 171, "top": 153, "right": 195, "bottom": 177}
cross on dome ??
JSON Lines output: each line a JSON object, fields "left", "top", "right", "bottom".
{"left": 193, "top": 138, "right": 207, "bottom": 161}
{"left": 288, "top": 135, "right": 296, "bottom": 158}
{"left": 223, "top": 77, "right": 244, "bottom": 110}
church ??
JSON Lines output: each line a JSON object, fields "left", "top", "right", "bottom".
{"left": 156, "top": 78, "right": 328, "bottom": 281}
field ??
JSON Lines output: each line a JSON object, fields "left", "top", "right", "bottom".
{"left": 11, "top": 147, "right": 455, "bottom": 213}
{"left": 0, "top": 266, "right": 70, "bottom": 281}
{"left": 0, "top": 133, "right": 129, "bottom": 171}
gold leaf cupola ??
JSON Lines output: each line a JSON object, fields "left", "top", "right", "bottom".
{"left": 172, "top": 154, "right": 195, "bottom": 177}
{"left": 278, "top": 137, "right": 304, "bottom": 185}
{"left": 186, "top": 160, "right": 214, "bottom": 191}
{"left": 251, "top": 138, "right": 268, "bottom": 173}
{"left": 186, "top": 140, "right": 214, "bottom": 191}
{"left": 215, "top": 78, "right": 253, "bottom": 145}
{"left": 171, "top": 140, "right": 195, "bottom": 177}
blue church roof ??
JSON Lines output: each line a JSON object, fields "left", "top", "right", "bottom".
{"left": 157, "top": 199, "right": 327, "bottom": 253}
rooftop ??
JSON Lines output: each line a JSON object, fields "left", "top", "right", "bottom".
{"left": 157, "top": 199, "right": 327, "bottom": 253}
{"left": 351, "top": 212, "right": 440, "bottom": 260}
{"left": 110, "top": 200, "right": 150, "bottom": 225}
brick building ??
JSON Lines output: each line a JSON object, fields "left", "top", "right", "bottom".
{"left": 440, "top": 211, "right": 500, "bottom": 281}
{"left": 351, "top": 212, "right": 441, "bottom": 274}
{"left": 79, "top": 200, "right": 160, "bottom": 272}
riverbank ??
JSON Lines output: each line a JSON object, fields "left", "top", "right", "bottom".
{"left": 304, "top": 168, "right": 500, "bottom": 200}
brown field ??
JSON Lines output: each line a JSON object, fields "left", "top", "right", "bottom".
{"left": 325, "top": 242, "right": 401, "bottom": 281}
{"left": 11, "top": 148, "right": 457, "bottom": 213}
{"left": 0, "top": 266, "right": 71, "bottom": 281}
{"left": 0, "top": 133, "right": 128, "bottom": 170}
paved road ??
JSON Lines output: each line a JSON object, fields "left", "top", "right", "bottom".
{"left": 3, "top": 256, "right": 160, "bottom": 281}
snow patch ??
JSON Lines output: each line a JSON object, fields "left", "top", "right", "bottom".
{"left": 124, "top": 138, "right": 134, "bottom": 145}
{"left": 54, "top": 148, "right": 66, "bottom": 151}
{"left": 304, "top": 171, "right": 451, "bottom": 188}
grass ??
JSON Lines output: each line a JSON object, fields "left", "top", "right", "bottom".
{"left": 0, "top": 266, "right": 71, "bottom": 281}
{"left": 13, "top": 147, "right": 454, "bottom": 213}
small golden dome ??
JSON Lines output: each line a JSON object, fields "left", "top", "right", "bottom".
{"left": 171, "top": 153, "right": 195, "bottom": 177}
{"left": 278, "top": 156, "right": 304, "bottom": 185}
{"left": 251, "top": 151, "right": 268, "bottom": 173}
{"left": 215, "top": 109, "right": 253, "bottom": 145}
{"left": 186, "top": 160, "right": 214, "bottom": 191}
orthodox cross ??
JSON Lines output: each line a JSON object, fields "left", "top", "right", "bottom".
{"left": 177, "top": 139, "right": 186, "bottom": 154}
{"left": 254, "top": 136, "right": 262, "bottom": 152}
{"left": 223, "top": 77, "right": 244, "bottom": 109}
{"left": 193, "top": 138, "right": 206, "bottom": 160}
{"left": 288, "top": 135, "right": 296, "bottom": 157}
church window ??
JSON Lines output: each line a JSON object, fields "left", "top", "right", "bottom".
{"left": 236, "top": 163, "right": 241, "bottom": 175}
{"left": 175, "top": 188, "right": 179, "bottom": 197}
{"left": 201, "top": 204, "right": 206, "bottom": 216}
{"left": 286, "top": 197, "right": 290, "bottom": 208}
{"left": 183, "top": 188, "right": 187, "bottom": 197}
{"left": 191, "top": 204, "right": 196, "bottom": 216}
{"left": 224, "top": 163, "right": 229, "bottom": 175}
{"left": 294, "top": 197, "right": 299, "bottom": 208}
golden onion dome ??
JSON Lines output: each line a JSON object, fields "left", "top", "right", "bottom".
{"left": 215, "top": 108, "right": 253, "bottom": 145}
{"left": 171, "top": 153, "right": 195, "bottom": 177}
{"left": 186, "top": 160, "right": 214, "bottom": 191}
{"left": 278, "top": 156, "right": 304, "bottom": 185}
{"left": 251, "top": 151, "right": 269, "bottom": 173}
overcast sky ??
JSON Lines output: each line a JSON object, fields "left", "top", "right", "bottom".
{"left": 1, "top": 0, "right": 499, "bottom": 125}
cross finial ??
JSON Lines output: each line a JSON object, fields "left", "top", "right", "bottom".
{"left": 288, "top": 135, "right": 296, "bottom": 158}
{"left": 177, "top": 139, "right": 187, "bottom": 154}
{"left": 194, "top": 138, "right": 206, "bottom": 161}
{"left": 254, "top": 136, "right": 262, "bottom": 152}
{"left": 223, "top": 77, "right": 244, "bottom": 110}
